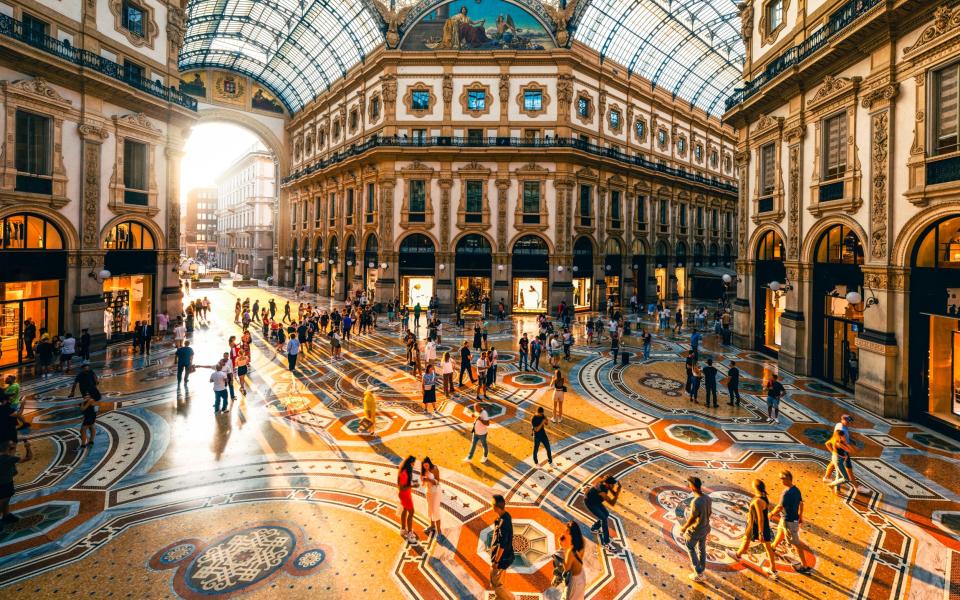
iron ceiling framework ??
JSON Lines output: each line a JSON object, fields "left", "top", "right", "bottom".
{"left": 179, "top": 0, "right": 744, "bottom": 118}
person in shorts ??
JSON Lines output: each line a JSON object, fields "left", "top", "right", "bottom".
{"left": 765, "top": 374, "right": 785, "bottom": 423}
{"left": 59, "top": 333, "right": 76, "bottom": 374}
{"left": 79, "top": 393, "right": 98, "bottom": 448}
{"left": 770, "top": 470, "right": 813, "bottom": 573}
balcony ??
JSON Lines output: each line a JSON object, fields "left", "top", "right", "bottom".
{"left": 283, "top": 135, "right": 738, "bottom": 195}
{"left": 725, "top": 0, "right": 885, "bottom": 113}
{"left": 0, "top": 14, "right": 196, "bottom": 111}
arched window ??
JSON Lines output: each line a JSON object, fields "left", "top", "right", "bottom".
{"left": 456, "top": 234, "right": 492, "bottom": 254}
{"left": 912, "top": 215, "right": 960, "bottom": 269}
{"left": 104, "top": 221, "right": 154, "bottom": 250}
{"left": 814, "top": 224, "right": 863, "bottom": 265}
{"left": 755, "top": 230, "right": 784, "bottom": 261}
{"left": 709, "top": 243, "right": 719, "bottom": 266}
{"left": 328, "top": 236, "right": 339, "bottom": 262}
{"left": 693, "top": 242, "right": 705, "bottom": 265}
{"left": 0, "top": 213, "right": 63, "bottom": 249}
{"left": 675, "top": 241, "right": 687, "bottom": 260}
{"left": 315, "top": 237, "right": 323, "bottom": 260}
{"left": 345, "top": 235, "right": 357, "bottom": 265}
{"left": 513, "top": 235, "right": 549, "bottom": 256}
{"left": 604, "top": 238, "right": 622, "bottom": 256}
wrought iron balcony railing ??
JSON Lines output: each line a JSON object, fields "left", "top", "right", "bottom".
{"left": 0, "top": 14, "right": 197, "bottom": 111}
{"left": 725, "top": 0, "right": 883, "bottom": 111}
{"left": 284, "top": 135, "right": 738, "bottom": 194}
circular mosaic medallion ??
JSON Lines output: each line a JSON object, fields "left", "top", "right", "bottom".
{"left": 344, "top": 414, "right": 393, "bottom": 435}
{"left": 353, "top": 349, "right": 378, "bottom": 359}
{"left": 184, "top": 526, "right": 296, "bottom": 594}
{"left": 664, "top": 424, "right": 717, "bottom": 445}
{"left": 638, "top": 372, "right": 684, "bottom": 396}
{"left": 160, "top": 543, "right": 197, "bottom": 566}
{"left": 514, "top": 374, "right": 547, "bottom": 385}
{"left": 909, "top": 432, "right": 960, "bottom": 453}
{"left": 478, "top": 520, "right": 554, "bottom": 573}
{"left": 293, "top": 549, "right": 326, "bottom": 570}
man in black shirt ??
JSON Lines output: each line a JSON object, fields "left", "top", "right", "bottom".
{"left": 585, "top": 476, "right": 621, "bottom": 551}
{"left": 69, "top": 364, "right": 101, "bottom": 401}
{"left": 22, "top": 318, "right": 36, "bottom": 359}
{"left": 702, "top": 358, "right": 719, "bottom": 408}
{"left": 726, "top": 361, "right": 741, "bottom": 406}
{"left": 174, "top": 341, "right": 194, "bottom": 387}
{"left": 684, "top": 350, "right": 696, "bottom": 393}
{"left": 79, "top": 329, "right": 91, "bottom": 364}
{"left": 766, "top": 373, "right": 786, "bottom": 422}
{"left": 489, "top": 494, "right": 514, "bottom": 600}
{"left": 531, "top": 407, "right": 552, "bottom": 466}
{"left": 458, "top": 341, "right": 474, "bottom": 386}
{"left": 139, "top": 321, "right": 153, "bottom": 354}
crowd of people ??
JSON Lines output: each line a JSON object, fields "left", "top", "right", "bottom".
{"left": 0, "top": 280, "right": 872, "bottom": 599}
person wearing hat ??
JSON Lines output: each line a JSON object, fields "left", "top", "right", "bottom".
{"left": 822, "top": 414, "right": 861, "bottom": 492}
{"left": 679, "top": 476, "right": 712, "bottom": 583}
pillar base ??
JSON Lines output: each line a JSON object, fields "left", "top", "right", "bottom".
{"left": 778, "top": 310, "right": 808, "bottom": 376}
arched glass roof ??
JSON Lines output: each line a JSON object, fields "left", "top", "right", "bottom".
{"left": 573, "top": 0, "right": 744, "bottom": 117}
{"left": 180, "top": 0, "right": 385, "bottom": 113}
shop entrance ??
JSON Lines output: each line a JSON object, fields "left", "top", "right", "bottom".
{"left": 0, "top": 281, "right": 61, "bottom": 367}
{"left": 455, "top": 234, "right": 492, "bottom": 312}
{"left": 572, "top": 236, "right": 594, "bottom": 311}
{"left": 824, "top": 316, "right": 860, "bottom": 388}
{"left": 456, "top": 276, "right": 491, "bottom": 310}
{"left": 512, "top": 235, "right": 549, "bottom": 313}
{"left": 754, "top": 230, "right": 786, "bottom": 355}
{"left": 327, "top": 237, "right": 339, "bottom": 298}
{"left": 398, "top": 234, "right": 436, "bottom": 308}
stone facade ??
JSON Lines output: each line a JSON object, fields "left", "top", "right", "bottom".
{"left": 214, "top": 145, "right": 276, "bottom": 280}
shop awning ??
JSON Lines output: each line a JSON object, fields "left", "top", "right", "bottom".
{"left": 690, "top": 266, "right": 735, "bottom": 279}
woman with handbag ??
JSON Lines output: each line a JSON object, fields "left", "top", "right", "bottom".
{"left": 551, "top": 368, "right": 566, "bottom": 423}
{"left": 421, "top": 457, "right": 442, "bottom": 537}
{"left": 422, "top": 364, "right": 438, "bottom": 415}
{"left": 559, "top": 520, "right": 586, "bottom": 599}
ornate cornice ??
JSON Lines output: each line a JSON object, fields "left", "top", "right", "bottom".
{"left": 904, "top": 6, "right": 960, "bottom": 58}
{"left": 809, "top": 75, "right": 861, "bottom": 110}
{"left": 3, "top": 78, "right": 72, "bottom": 106}
{"left": 861, "top": 83, "right": 899, "bottom": 109}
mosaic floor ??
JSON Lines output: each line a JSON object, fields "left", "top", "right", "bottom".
{"left": 1, "top": 286, "right": 958, "bottom": 599}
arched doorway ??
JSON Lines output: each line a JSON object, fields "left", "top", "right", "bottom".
{"left": 812, "top": 224, "right": 864, "bottom": 389}
{"left": 604, "top": 238, "right": 623, "bottom": 308}
{"left": 0, "top": 213, "right": 67, "bottom": 366}
{"left": 103, "top": 220, "right": 157, "bottom": 340}
{"left": 299, "top": 238, "right": 307, "bottom": 288}
{"left": 512, "top": 235, "right": 549, "bottom": 313}
{"left": 398, "top": 234, "right": 435, "bottom": 308}
{"left": 313, "top": 237, "right": 322, "bottom": 294}
{"left": 572, "top": 237, "right": 594, "bottom": 311}
{"left": 754, "top": 230, "right": 786, "bottom": 355}
{"left": 709, "top": 243, "right": 719, "bottom": 267}
{"left": 675, "top": 241, "right": 687, "bottom": 298}
{"left": 630, "top": 239, "right": 647, "bottom": 305}
{"left": 908, "top": 215, "right": 960, "bottom": 429}
{"left": 654, "top": 240, "right": 670, "bottom": 301}
{"left": 363, "top": 235, "right": 379, "bottom": 298}
{"left": 344, "top": 235, "right": 357, "bottom": 301}
{"left": 455, "top": 234, "right": 492, "bottom": 312}
{"left": 327, "top": 237, "right": 338, "bottom": 298}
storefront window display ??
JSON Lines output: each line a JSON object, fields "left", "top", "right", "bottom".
{"left": 0, "top": 280, "right": 60, "bottom": 367}
{"left": 764, "top": 288, "right": 785, "bottom": 349}
{"left": 402, "top": 276, "right": 434, "bottom": 309}
{"left": 513, "top": 278, "right": 547, "bottom": 313}
{"left": 572, "top": 277, "right": 592, "bottom": 310}
{"left": 103, "top": 275, "right": 152, "bottom": 338}
{"left": 604, "top": 276, "right": 621, "bottom": 307}
{"left": 456, "top": 276, "right": 491, "bottom": 311}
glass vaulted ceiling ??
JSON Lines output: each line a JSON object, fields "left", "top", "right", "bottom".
{"left": 574, "top": 0, "right": 744, "bottom": 117}
{"left": 179, "top": 0, "right": 744, "bottom": 118}
{"left": 180, "top": 0, "right": 383, "bottom": 113}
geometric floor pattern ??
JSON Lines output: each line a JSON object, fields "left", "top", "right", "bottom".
{"left": 1, "top": 286, "right": 958, "bottom": 599}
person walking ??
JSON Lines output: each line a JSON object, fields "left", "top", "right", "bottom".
{"left": 679, "top": 476, "right": 712, "bottom": 583}
{"left": 79, "top": 328, "right": 91, "bottom": 364}
{"left": 727, "top": 361, "right": 742, "bottom": 406}
{"left": 487, "top": 347, "right": 499, "bottom": 390}
{"left": 234, "top": 346, "right": 250, "bottom": 395}
{"left": 531, "top": 407, "right": 553, "bottom": 466}
{"left": 550, "top": 369, "right": 566, "bottom": 423}
{"left": 560, "top": 521, "right": 586, "bottom": 600}
{"left": 458, "top": 341, "right": 474, "bottom": 387}
{"left": 824, "top": 429, "right": 854, "bottom": 495}
{"left": 770, "top": 470, "right": 813, "bottom": 574}
{"left": 727, "top": 479, "right": 779, "bottom": 580}
{"left": 2, "top": 376, "right": 22, "bottom": 429}
{"left": 0, "top": 438, "right": 33, "bottom": 526}
{"left": 530, "top": 336, "right": 542, "bottom": 372}
{"left": 689, "top": 364, "right": 702, "bottom": 403}
{"left": 641, "top": 328, "right": 652, "bottom": 361}
{"left": 421, "top": 457, "right": 442, "bottom": 537}
{"left": 397, "top": 455, "right": 418, "bottom": 544}
{"left": 22, "top": 318, "right": 36, "bottom": 359}
{"left": 174, "top": 341, "right": 194, "bottom": 387}
{"left": 823, "top": 414, "right": 860, "bottom": 492}
{"left": 702, "top": 358, "right": 719, "bottom": 408}
{"left": 674, "top": 307, "right": 684, "bottom": 334}
{"left": 518, "top": 334, "right": 529, "bottom": 371}
{"left": 488, "top": 494, "right": 515, "bottom": 600}
{"left": 463, "top": 400, "right": 490, "bottom": 463}
{"left": 79, "top": 393, "right": 98, "bottom": 448}
{"left": 765, "top": 373, "right": 785, "bottom": 423}
{"left": 585, "top": 476, "right": 621, "bottom": 552}
{"left": 422, "top": 364, "right": 439, "bottom": 415}
{"left": 440, "top": 351, "right": 455, "bottom": 396}
{"left": 285, "top": 333, "right": 300, "bottom": 372}
{"left": 210, "top": 364, "right": 229, "bottom": 413}
{"left": 69, "top": 364, "right": 101, "bottom": 401}
{"left": 475, "top": 352, "right": 490, "bottom": 401}
{"left": 356, "top": 388, "right": 378, "bottom": 435}
{"left": 59, "top": 333, "right": 76, "bottom": 373}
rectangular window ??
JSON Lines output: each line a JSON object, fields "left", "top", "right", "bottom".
{"left": 411, "top": 90, "right": 430, "bottom": 111}
{"left": 711, "top": 209, "right": 718, "bottom": 233}
{"left": 822, "top": 112, "right": 847, "bottom": 180}
{"left": 467, "top": 90, "right": 486, "bottom": 111}
{"left": 412, "top": 129, "right": 426, "bottom": 144}
{"left": 123, "top": 139, "right": 148, "bottom": 205}
{"left": 371, "top": 97, "right": 380, "bottom": 119}
{"left": 659, "top": 199, "right": 668, "bottom": 226}
{"left": 767, "top": 0, "right": 783, "bottom": 32}
{"left": 696, "top": 206, "right": 704, "bottom": 229}
{"left": 328, "top": 192, "right": 336, "bottom": 226}
{"left": 579, "top": 184, "right": 592, "bottom": 226}
{"left": 22, "top": 13, "right": 49, "bottom": 40}
{"left": 366, "top": 183, "right": 375, "bottom": 222}
{"left": 934, "top": 63, "right": 960, "bottom": 155}
{"left": 408, "top": 180, "right": 426, "bottom": 221}
{"left": 760, "top": 142, "right": 776, "bottom": 195}
{"left": 610, "top": 190, "right": 621, "bottom": 228}
{"left": 679, "top": 204, "right": 687, "bottom": 227}
{"left": 636, "top": 195, "right": 646, "bottom": 228}
{"left": 467, "top": 129, "right": 484, "bottom": 143}
{"left": 346, "top": 188, "right": 354, "bottom": 225}
{"left": 15, "top": 110, "right": 51, "bottom": 177}
{"left": 522, "top": 181, "right": 540, "bottom": 224}
{"left": 121, "top": 1, "right": 145, "bottom": 37}
{"left": 524, "top": 90, "right": 543, "bottom": 112}
{"left": 465, "top": 180, "right": 483, "bottom": 223}
{"left": 315, "top": 196, "right": 322, "bottom": 224}
{"left": 302, "top": 201, "right": 308, "bottom": 226}
{"left": 725, "top": 212, "right": 732, "bottom": 234}
{"left": 124, "top": 59, "right": 145, "bottom": 83}
{"left": 577, "top": 97, "right": 590, "bottom": 117}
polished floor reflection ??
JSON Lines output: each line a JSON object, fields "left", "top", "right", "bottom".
{"left": 1, "top": 286, "right": 957, "bottom": 599}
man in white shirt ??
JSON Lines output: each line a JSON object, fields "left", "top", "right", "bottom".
{"left": 59, "top": 333, "right": 77, "bottom": 374}
{"left": 173, "top": 319, "right": 187, "bottom": 348}
{"left": 210, "top": 364, "right": 229, "bottom": 413}
{"left": 424, "top": 339, "right": 437, "bottom": 366}
{"left": 156, "top": 311, "right": 169, "bottom": 340}
{"left": 487, "top": 348, "right": 498, "bottom": 389}
{"left": 463, "top": 400, "right": 490, "bottom": 463}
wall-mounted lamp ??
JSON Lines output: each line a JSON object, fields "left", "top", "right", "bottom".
{"left": 605, "top": 265, "right": 611, "bottom": 271}
{"left": 721, "top": 273, "right": 733, "bottom": 284}
{"left": 89, "top": 269, "right": 111, "bottom": 283}
{"left": 768, "top": 280, "right": 793, "bottom": 293}
{"left": 438, "top": 264, "right": 446, "bottom": 271}
{"left": 557, "top": 265, "right": 564, "bottom": 272}
{"left": 347, "top": 260, "right": 353, "bottom": 266}
{"left": 328, "top": 259, "right": 334, "bottom": 264}
{"left": 497, "top": 264, "right": 505, "bottom": 271}
{"left": 632, "top": 264, "right": 638, "bottom": 270}
{"left": 368, "top": 261, "right": 375, "bottom": 268}
{"left": 845, "top": 290, "right": 879, "bottom": 309}
{"left": 572, "top": 265, "right": 579, "bottom": 273}
{"left": 380, "top": 262, "right": 388, "bottom": 269}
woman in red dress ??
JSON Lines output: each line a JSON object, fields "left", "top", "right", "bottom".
{"left": 398, "top": 455, "right": 418, "bottom": 543}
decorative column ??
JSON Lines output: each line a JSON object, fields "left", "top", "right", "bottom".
{"left": 494, "top": 175, "right": 511, "bottom": 301}
{"left": 855, "top": 267, "right": 906, "bottom": 417}
{"left": 498, "top": 74, "right": 510, "bottom": 137}
{"left": 552, "top": 176, "right": 574, "bottom": 310}
{"left": 437, "top": 175, "right": 454, "bottom": 309}
{"left": 162, "top": 144, "right": 185, "bottom": 315}
{"left": 731, "top": 259, "right": 753, "bottom": 349}
{"left": 441, "top": 73, "right": 453, "bottom": 137}
{"left": 378, "top": 176, "right": 397, "bottom": 300}
{"left": 778, "top": 261, "right": 811, "bottom": 375}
